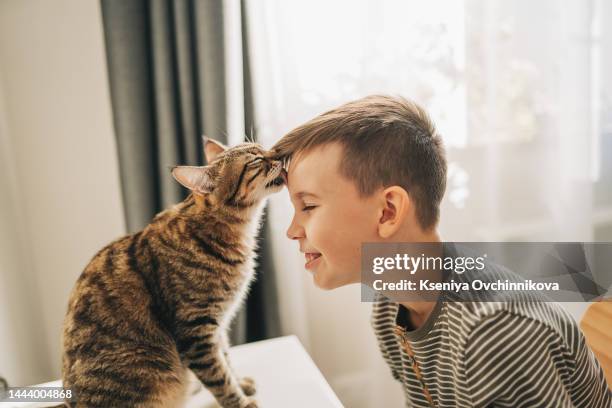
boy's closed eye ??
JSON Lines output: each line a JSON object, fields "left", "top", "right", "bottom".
{"left": 302, "top": 204, "right": 317, "bottom": 212}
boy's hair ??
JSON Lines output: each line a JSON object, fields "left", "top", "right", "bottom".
{"left": 272, "top": 95, "right": 447, "bottom": 230}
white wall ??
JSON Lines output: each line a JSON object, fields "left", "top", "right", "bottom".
{"left": 0, "top": 71, "right": 51, "bottom": 386}
{"left": 0, "top": 0, "right": 125, "bottom": 384}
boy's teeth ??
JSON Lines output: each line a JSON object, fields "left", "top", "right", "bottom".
{"left": 306, "top": 254, "right": 312, "bottom": 262}
{"left": 306, "top": 253, "right": 321, "bottom": 262}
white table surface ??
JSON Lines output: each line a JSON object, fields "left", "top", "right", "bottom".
{"left": 1, "top": 335, "right": 344, "bottom": 408}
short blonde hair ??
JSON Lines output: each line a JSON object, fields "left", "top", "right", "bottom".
{"left": 271, "top": 95, "right": 447, "bottom": 230}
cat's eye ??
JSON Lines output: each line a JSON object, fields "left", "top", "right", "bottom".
{"left": 246, "top": 157, "right": 264, "bottom": 167}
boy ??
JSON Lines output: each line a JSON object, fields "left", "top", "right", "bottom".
{"left": 271, "top": 95, "right": 611, "bottom": 407}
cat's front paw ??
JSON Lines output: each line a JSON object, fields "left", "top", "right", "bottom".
{"left": 239, "top": 377, "right": 256, "bottom": 396}
{"left": 240, "top": 397, "right": 258, "bottom": 408}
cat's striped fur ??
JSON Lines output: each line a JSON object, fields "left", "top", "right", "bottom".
{"left": 60, "top": 139, "right": 286, "bottom": 408}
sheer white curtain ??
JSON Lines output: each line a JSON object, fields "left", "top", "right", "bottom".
{"left": 247, "top": 0, "right": 611, "bottom": 406}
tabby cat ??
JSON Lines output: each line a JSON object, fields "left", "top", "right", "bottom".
{"left": 60, "top": 138, "right": 286, "bottom": 408}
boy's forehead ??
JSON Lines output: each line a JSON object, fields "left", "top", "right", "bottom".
{"left": 290, "top": 143, "right": 344, "bottom": 170}
{"left": 287, "top": 143, "right": 344, "bottom": 193}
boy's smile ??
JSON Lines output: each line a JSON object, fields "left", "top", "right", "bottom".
{"left": 304, "top": 252, "right": 322, "bottom": 269}
{"left": 285, "top": 142, "right": 382, "bottom": 289}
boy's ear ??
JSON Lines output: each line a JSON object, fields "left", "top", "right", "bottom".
{"left": 203, "top": 136, "right": 227, "bottom": 163}
{"left": 171, "top": 165, "right": 215, "bottom": 195}
{"left": 378, "top": 186, "right": 410, "bottom": 238}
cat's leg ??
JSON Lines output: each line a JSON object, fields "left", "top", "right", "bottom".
{"left": 219, "top": 330, "right": 256, "bottom": 397}
{"left": 179, "top": 333, "right": 256, "bottom": 408}
{"left": 65, "top": 347, "right": 185, "bottom": 408}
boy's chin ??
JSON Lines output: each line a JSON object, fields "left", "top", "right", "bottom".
{"left": 312, "top": 269, "right": 353, "bottom": 290}
{"left": 313, "top": 278, "right": 338, "bottom": 291}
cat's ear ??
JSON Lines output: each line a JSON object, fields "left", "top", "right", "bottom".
{"left": 171, "top": 165, "right": 215, "bottom": 195}
{"left": 203, "top": 136, "right": 227, "bottom": 163}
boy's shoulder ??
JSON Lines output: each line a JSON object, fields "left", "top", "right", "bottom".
{"left": 446, "top": 299, "right": 579, "bottom": 348}
{"left": 445, "top": 252, "right": 582, "bottom": 348}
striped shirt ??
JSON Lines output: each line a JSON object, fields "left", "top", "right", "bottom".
{"left": 371, "top": 259, "right": 612, "bottom": 407}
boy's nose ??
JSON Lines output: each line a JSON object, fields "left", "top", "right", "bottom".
{"left": 286, "top": 218, "right": 305, "bottom": 240}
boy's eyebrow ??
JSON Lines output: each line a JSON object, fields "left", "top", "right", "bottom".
{"left": 293, "top": 191, "right": 320, "bottom": 200}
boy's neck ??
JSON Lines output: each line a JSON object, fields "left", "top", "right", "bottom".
{"left": 399, "top": 301, "right": 438, "bottom": 329}
{"left": 396, "top": 227, "right": 442, "bottom": 330}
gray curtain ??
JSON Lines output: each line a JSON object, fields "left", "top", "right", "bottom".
{"left": 100, "top": 0, "right": 279, "bottom": 344}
